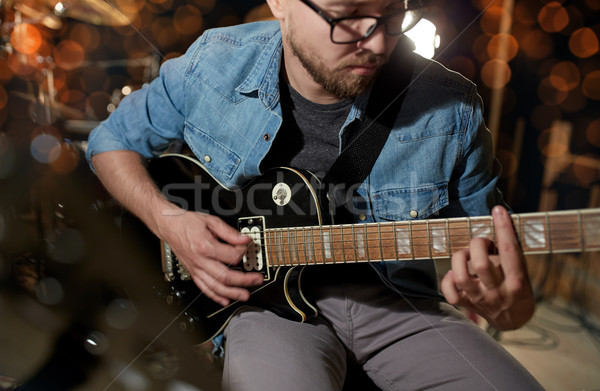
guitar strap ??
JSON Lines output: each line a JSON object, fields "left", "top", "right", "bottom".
{"left": 321, "top": 41, "right": 416, "bottom": 223}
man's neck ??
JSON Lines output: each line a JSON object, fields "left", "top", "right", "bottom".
{"left": 280, "top": 51, "right": 342, "bottom": 105}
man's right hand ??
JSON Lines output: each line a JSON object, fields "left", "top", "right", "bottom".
{"left": 155, "top": 210, "right": 264, "bottom": 307}
{"left": 91, "top": 150, "right": 263, "bottom": 307}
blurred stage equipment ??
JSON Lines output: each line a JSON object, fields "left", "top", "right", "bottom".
{"left": 6, "top": 0, "right": 132, "bottom": 26}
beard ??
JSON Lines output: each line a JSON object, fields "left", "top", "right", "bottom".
{"left": 287, "top": 29, "right": 386, "bottom": 100}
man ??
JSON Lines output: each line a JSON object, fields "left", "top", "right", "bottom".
{"left": 86, "top": 0, "right": 543, "bottom": 389}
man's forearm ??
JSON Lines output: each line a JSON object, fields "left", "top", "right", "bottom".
{"left": 91, "top": 150, "right": 180, "bottom": 237}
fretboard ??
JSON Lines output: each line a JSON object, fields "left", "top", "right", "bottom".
{"left": 264, "top": 208, "right": 600, "bottom": 267}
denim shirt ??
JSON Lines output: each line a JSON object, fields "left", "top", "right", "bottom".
{"left": 86, "top": 21, "right": 504, "bottom": 299}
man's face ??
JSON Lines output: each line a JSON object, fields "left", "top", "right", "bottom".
{"left": 280, "top": 0, "right": 402, "bottom": 100}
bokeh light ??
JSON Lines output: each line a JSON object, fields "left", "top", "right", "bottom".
{"left": 587, "top": 119, "right": 600, "bottom": 147}
{"left": 0, "top": 59, "right": 13, "bottom": 84}
{"left": 480, "top": 6, "right": 509, "bottom": 36}
{"left": 538, "top": 76, "right": 568, "bottom": 105}
{"left": 549, "top": 61, "right": 581, "bottom": 92}
{"left": 30, "top": 133, "right": 62, "bottom": 164}
{"left": 487, "top": 33, "right": 519, "bottom": 61}
{"left": 582, "top": 70, "right": 600, "bottom": 100}
{"left": 10, "top": 23, "right": 42, "bottom": 55}
{"left": 538, "top": 2, "right": 569, "bottom": 33}
{"left": 520, "top": 28, "right": 554, "bottom": 60}
{"left": 54, "top": 40, "right": 86, "bottom": 71}
{"left": 481, "top": 59, "right": 511, "bottom": 89}
{"left": 538, "top": 127, "right": 570, "bottom": 158}
{"left": 0, "top": 85, "right": 7, "bottom": 111}
{"left": 174, "top": 5, "right": 204, "bottom": 36}
{"left": 68, "top": 23, "right": 102, "bottom": 52}
{"left": 569, "top": 27, "right": 599, "bottom": 58}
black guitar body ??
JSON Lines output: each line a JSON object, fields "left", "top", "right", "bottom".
{"left": 147, "top": 154, "right": 324, "bottom": 343}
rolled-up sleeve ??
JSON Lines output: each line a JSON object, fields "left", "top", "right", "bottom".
{"left": 85, "top": 51, "right": 191, "bottom": 165}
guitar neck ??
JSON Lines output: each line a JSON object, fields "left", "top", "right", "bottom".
{"left": 264, "top": 208, "right": 600, "bottom": 267}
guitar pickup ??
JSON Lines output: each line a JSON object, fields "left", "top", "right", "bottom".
{"left": 161, "top": 241, "right": 191, "bottom": 282}
{"left": 239, "top": 216, "right": 270, "bottom": 281}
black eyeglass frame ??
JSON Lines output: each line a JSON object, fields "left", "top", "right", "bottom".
{"left": 300, "top": 0, "right": 424, "bottom": 44}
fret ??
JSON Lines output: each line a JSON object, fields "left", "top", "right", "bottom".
{"left": 310, "top": 227, "right": 318, "bottom": 265}
{"left": 363, "top": 224, "right": 371, "bottom": 261}
{"left": 467, "top": 217, "right": 472, "bottom": 241}
{"left": 545, "top": 213, "right": 552, "bottom": 253}
{"left": 378, "top": 224, "right": 384, "bottom": 261}
{"left": 426, "top": 220, "right": 432, "bottom": 259}
{"left": 329, "top": 226, "right": 336, "bottom": 264}
{"left": 446, "top": 219, "right": 451, "bottom": 256}
{"left": 352, "top": 225, "right": 358, "bottom": 262}
{"left": 340, "top": 225, "right": 347, "bottom": 263}
{"left": 582, "top": 211, "right": 600, "bottom": 248}
{"left": 409, "top": 221, "right": 415, "bottom": 260}
{"left": 392, "top": 222, "right": 399, "bottom": 260}
{"left": 319, "top": 227, "right": 327, "bottom": 264}
{"left": 577, "top": 211, "right": 584, "bottom": 252}
{"left": 429, "top": 220, "right": 449, "bottom": 257}
{"left": 265, "top": 230, "right": 274, "bottom": 267}
{"left": 303, "top": 228, "right": 310, "bottom": 265}
{"left": 277, "top": 229, "right": 285, "bottom": 266}
{"left": 293, "top": 228, "right": 300, "bottom": 266}
{"left": 515, "top": 214, "right": 522, "bottom": 245}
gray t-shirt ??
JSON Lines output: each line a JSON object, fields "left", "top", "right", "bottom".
{"left": 260, "top": 83, "right": 353, "bottom": 178}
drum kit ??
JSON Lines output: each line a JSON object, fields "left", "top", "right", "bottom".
{"left": 0, "top": 0, "right": 156, "bottom": 132}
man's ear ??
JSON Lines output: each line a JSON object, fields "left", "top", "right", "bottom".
{"left": 266, "top": 0, "right": 285, "bottom": 20}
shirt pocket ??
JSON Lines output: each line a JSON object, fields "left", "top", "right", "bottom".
{"left": 371, "top": 182, "right": 449, "bottom": 221}
{"left": 184, "top": 122, "right": 242, "bottom": 183}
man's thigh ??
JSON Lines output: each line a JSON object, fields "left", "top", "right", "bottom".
{"left": 361, "top": 301, "right": 544, "bottom": 391}
{"left": 222, "top": 307, "right": 347, "bottom": 391}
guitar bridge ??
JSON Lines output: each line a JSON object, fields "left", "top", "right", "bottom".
{"left": 161, "top": 241, "right": 191, "bottom": 282}
{"left": 239, "top": 216, "right": 270, "bottom": 281}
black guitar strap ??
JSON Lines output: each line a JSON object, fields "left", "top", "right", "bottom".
{"left": 321, "top": 43, "right": 416, "bottom": 222}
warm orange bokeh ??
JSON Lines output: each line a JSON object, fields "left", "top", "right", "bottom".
{"left": 481, "top": 59, "right": 511, "bottom": 89}
{"left": 487, "top": 33, "right": 519, "bottom": 61}
{"left": 538, "top": 2, "right": 569, "bottom": 33}
{"left": 0, "top": 85, "right": 8, "bottom": 111}
{"left": 549, "top": 61, "right": 581, "bottom": 92}
{"left": 587, "top": 119, "right": 600, "bottom": 147}
{"left": 582, "top": 71, "right": 600, "bottom": 100}
{"left": 10, "top": 23, "right": 43, "bottom": 55}
{"left": 174, "top": 5, "right": 204, "bottom": 36}
{"left": 569, "top": 27, "right": 599, "bottom": 58}
{"left": 54, "top": 40, "right": 85, "bottom": 71}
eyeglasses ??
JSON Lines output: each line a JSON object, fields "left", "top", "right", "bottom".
{"left": 300, "top": 0, "right": 424, "bottom": 44}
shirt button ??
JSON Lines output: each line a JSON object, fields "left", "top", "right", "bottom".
{"left": 263, "top": 134, "right": 270, "bottom": 141}
{"left": 358, "top": 214, "right": 367, "bottom": 221}
{"left": 203, "top": 155, "right": 211, "bottom": 163}
{"left": 409, "top": 210, "right": 418, "bottom": 218}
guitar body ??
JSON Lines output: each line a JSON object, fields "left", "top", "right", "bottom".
{"left": 147, "top": 154, "right": 324, "bottom": 343}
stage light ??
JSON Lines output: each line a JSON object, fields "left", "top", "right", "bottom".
{"left": 404, "top": 18, "right": 439, "bottom": 59}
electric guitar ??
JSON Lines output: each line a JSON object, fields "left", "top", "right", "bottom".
{"left": 146, "top": 153, "right": 600, "bottom": 344}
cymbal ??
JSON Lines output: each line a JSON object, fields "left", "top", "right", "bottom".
{"left": 48, "top": 0, "right": 132, "bottom": 26}
{"left": 8, "top": 1, "right": 64, "bottom": 30}
{"left": 8, "top": 0, "right": 132, "bottom": 27}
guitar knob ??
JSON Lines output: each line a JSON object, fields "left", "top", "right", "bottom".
{"left": 165, "top": 290, "right": 182, "bottom": 306}
{"left": 179, "top": 315, "right": 196, "bottom": 332}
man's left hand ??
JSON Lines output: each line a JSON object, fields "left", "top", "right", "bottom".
{"left": 440, "top": 205, "right": 536, "bottom": 331}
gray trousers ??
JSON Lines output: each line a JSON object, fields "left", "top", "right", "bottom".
{"left": 222, "top": 266, "right": 543, "bottom": 391}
